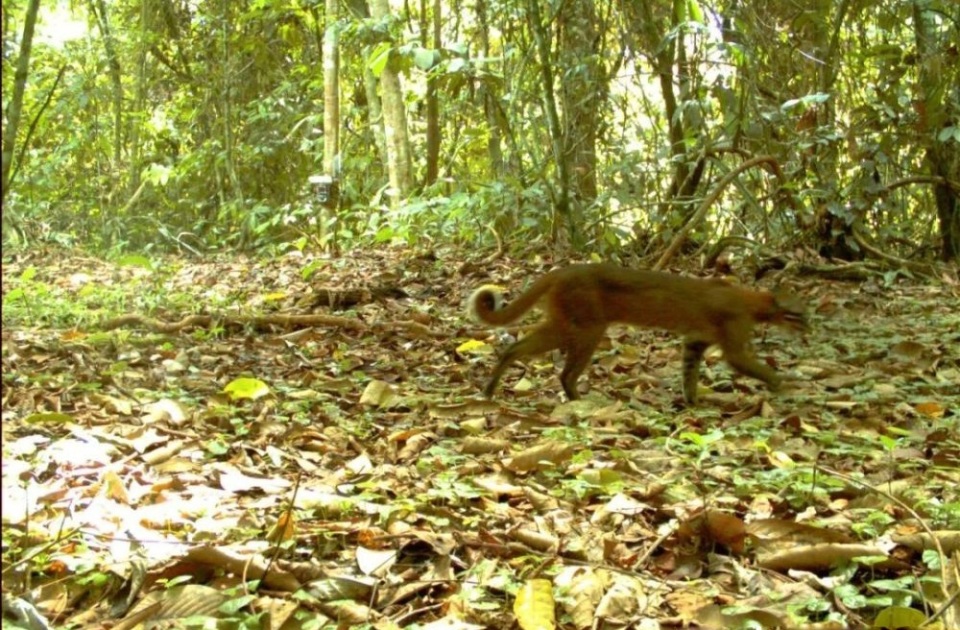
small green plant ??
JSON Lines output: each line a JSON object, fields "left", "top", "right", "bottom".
{"left": 3, "top": 267, "right": 51, "bottom": 325}
{"left": 675, "top": 429, "right": 725, "bottom": 466}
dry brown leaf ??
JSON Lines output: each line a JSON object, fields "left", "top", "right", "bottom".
{"left": 695, "top": 604, "right": 785, "bottom": 630}
{"left": 555, "top": 566, "right": 605, "bottom": 629}
{"left": 504, "top": 441, "right": 574, "bottom": 473}
{"left": 891, "top": 530, "right": 960, "bottom": 554}
{"left": 396, "top": 431, "right": 435, "bottom": 460}
{"left": 266, "top": 511, "right": 296, "bottom": 543}
{"left": 119, "top": 585, "right": 229, "bottom": 629}
{"left": 747, "top": 518, "right": 852, "bottom": 545}
{"left": 460, "top": 436, "right": 510, "bottom": 455}
{"left": 677, "top": 510, "right": 747, "bottom": 553}
{"left": 756, "top": 542, "right": 886, "bottom": 572}
{"left": 664, "top": 590, "right": 712, "bottom": 624}
{"left": 510, "top": 528, "right": 559, "bottom": 553}
{"left": 360, "top": 380, "right": 397, "bottom": 406}
{"left": 594, "top": 574, "right": 651, "bottom": 624}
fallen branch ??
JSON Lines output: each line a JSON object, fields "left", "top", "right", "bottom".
{"left": 99, "top": 313, "right": 366, "bottom": 334}
{"left": 98, "top": 312, "right": 452, "bottom": 339}
{"left": 792, "top": 261, "right": 881, "bottom": 282}
{"left": 655, "top": 155, "right": 789, "bottom": 270}
{"left": 852, "top": 229, "right": 938, "bottom": 277}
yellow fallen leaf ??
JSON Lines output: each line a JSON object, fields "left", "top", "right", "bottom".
{"left": 223, "top": 377, "right": 271, "bottom": 401}
{"left": 767, "top": 450, "right": 796, "bottom": 469}
{"left": 914, "top": 401, "right": 944, "bottom": 418}
{"left": 456, "top": 339, "right": 492, "bottom": 354}
{"left": 514, "top": 579, "right": 555, "bottom": 630}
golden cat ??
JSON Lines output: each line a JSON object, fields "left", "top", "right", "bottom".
{"left": 469, "top": 263, "right": 807, "bottom": 404}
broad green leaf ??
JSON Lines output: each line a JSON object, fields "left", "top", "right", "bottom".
{"left": 579, "top": 468, "right": 622, "bottom": 488}
{"left": 768, "top": 450, "right": 796, "bottom": 469}
{"left": 116, "top": 255, "right": 154, "bottom": 271}
{"left": 25, "top": 412, "right": 74, "bottom": 424}
{"left": 301, "top": 260, "right": 326, "bottom": 280}
{"left": 220, "top": 594, "right": 256, "bottom": 614}
{"left": 375, "top": 226, "right": 396, "bottom": 243}
{"left": 681, "top": 429, "right": 724, "bottom": 447}
{"left": 205, "top": 439, "right": 230, "bottom": 455}
{"left": 142, "top": 163, "right": 171, "bottom": 185}
{"left": 368, "top": 42, "right": 392, "bottom": 77}
{"left": 413, "top": 47, "right": 437, "bottom": 70}
{"left": 872, "top": 605, "right": 925, "bottom": 629}
{"left": 781, "top": 93, "right": 831, "bottom": 112}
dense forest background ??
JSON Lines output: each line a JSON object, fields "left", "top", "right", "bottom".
{"left": 2, "top": 0, "right": 958, "bottom": 262}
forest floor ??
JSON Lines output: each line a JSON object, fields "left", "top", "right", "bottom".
{"left": 2, "top": 245, "right": 959, "bottom": 629}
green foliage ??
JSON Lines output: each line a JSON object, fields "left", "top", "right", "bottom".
{"left": 0, "top": 265, "right": 131, "bottom": 329}
{"left": 2, "top": 0, "right": 956, "bottom": 257}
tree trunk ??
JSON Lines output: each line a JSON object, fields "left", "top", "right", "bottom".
{"left": 363, "top": 70, "right": 388, "bottom": 164}
{"left": 914, "top": 3, "right": 960, "bottom": 262}
{"left": 129, "top": 0, "right": 150, "bottom": 195}
{"left": 527, "top": 0, "right": 574, "bottom": 245}
{"left": 1, "top": 0, "right": 41, "bottom": 204}
{"left": 631, "top": 1, "right": 699, "bottom": 219}
{"left": 931, "top": 157, "right": 959, "bottom": 261}
{"left": 341, "top": 0, "right": 388, "bottom": 166}
{"left": 476, "top": 0, "right": 503, "bottom": 179}
{"left": 323, "top": 0, "right": 341, "bottom": 247}
{"left": 217, "top": 0, "right": 244, "bottom": 234}
{"left": 90, "top": 0, "right": 124, "bottom": 166}
{"left": 811, "top": 0, "right": 857, "bottom": 260}
{"left": 558, "top": 0, "right": 603, "bottom": 208}
{"left": 323, "top": 0, "right": 341, "bottom": 176}
{"left": 368, "top": 0, "right": 413, "bottom": 200}
{"left": 421, "top": 0, "right": 440, "bottom": 187}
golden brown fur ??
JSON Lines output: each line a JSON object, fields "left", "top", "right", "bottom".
{"left": 469, "top": 263, "right": 807, "bottom": 403}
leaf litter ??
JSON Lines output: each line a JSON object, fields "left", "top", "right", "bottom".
{"left": 1, "top": 246, "right": 958, "bottom": 629}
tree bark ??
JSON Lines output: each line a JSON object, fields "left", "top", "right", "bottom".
{"left": 558, "top": 0, "right": 604, "bottom": 208}
{"left": 89, "top": 0, "right": 124, "bottom": 166}
{"left": 476, "top": 0, "right": 504, "bottom": 180}
{"left": 1, "top": 0, "right": 41, "bottom": 203}
{"left": 913, "top": 3, "right": 960, "bottom": 261}
{"left": 323, "top": 0, "right": 341, "bottom": 247}
{"left": 421, "top": 0, "right": 440, "bottom": 186}
{"left": 369, "top": 0, "right": 413, "bottom": 200}
{"left": 527, "top": 0, "right": 574, "bottom": 244}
